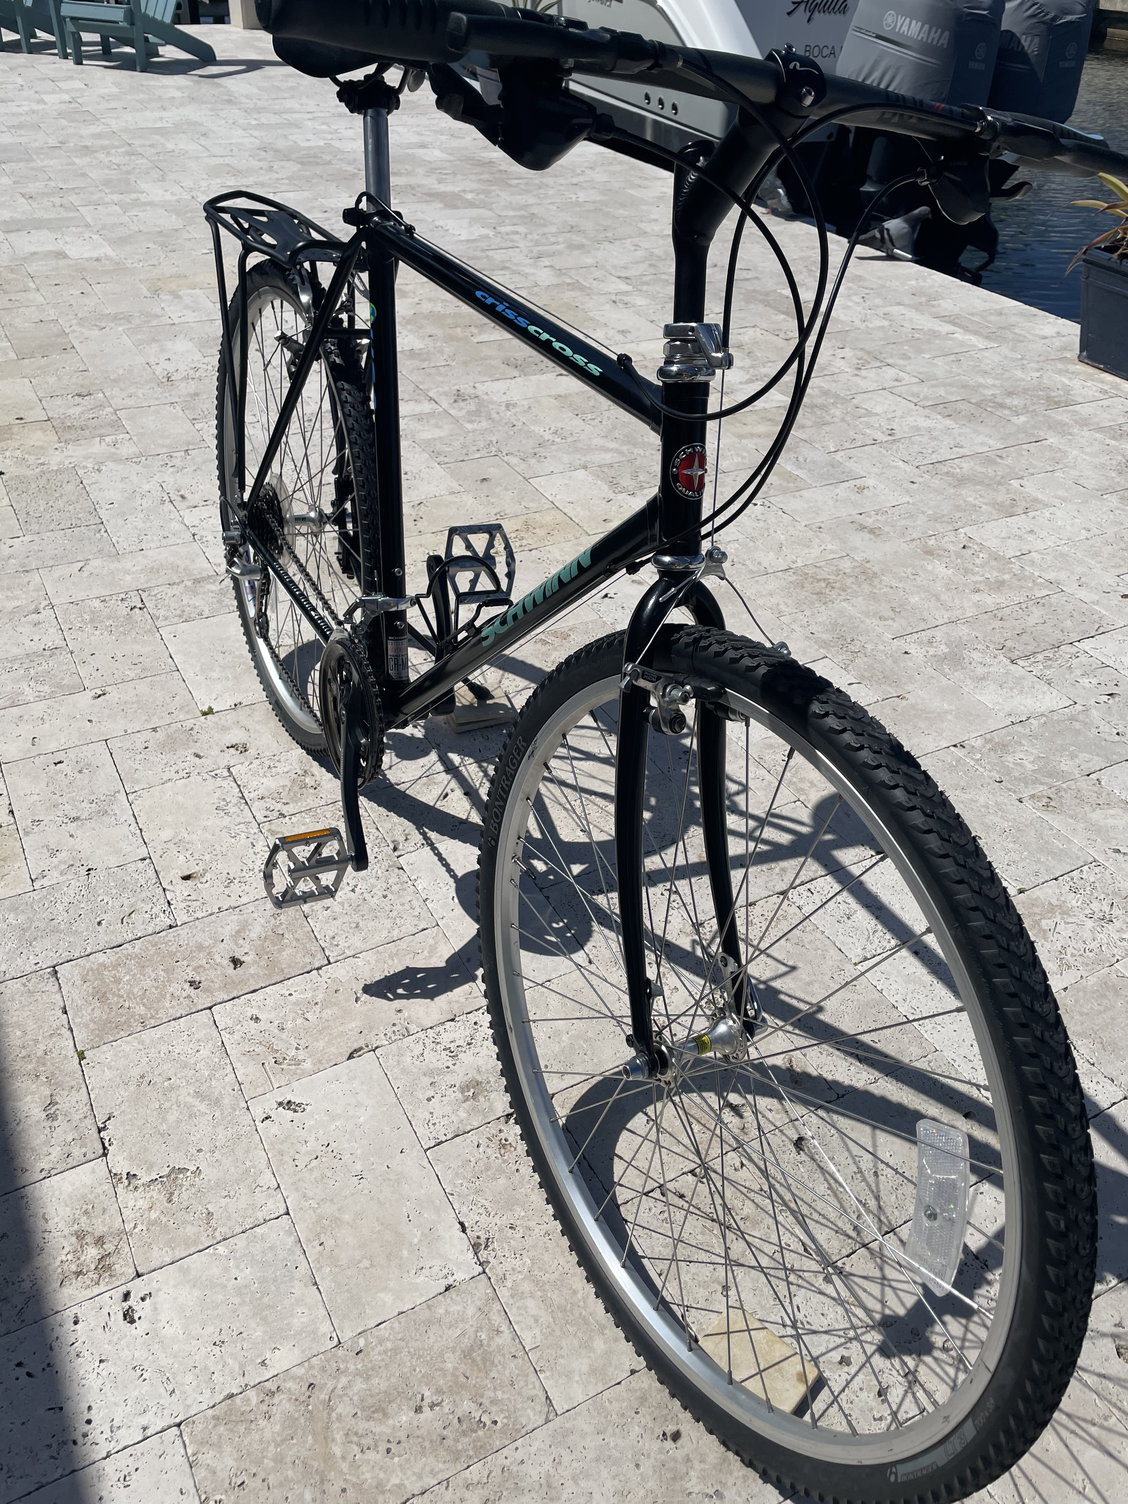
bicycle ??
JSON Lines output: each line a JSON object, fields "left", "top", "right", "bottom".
{"left": 204, "top": 5, "right": 1128, "bottom": 1499}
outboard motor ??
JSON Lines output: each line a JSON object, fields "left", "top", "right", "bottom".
{"left": 823, "top": 0, "right": 1007, "bottom": 277}
{"left": 988, "top": 0, "right": 1094, "bottom": 121}
{"left": 837, "top": 0, "right": 1003, "bottom": 100}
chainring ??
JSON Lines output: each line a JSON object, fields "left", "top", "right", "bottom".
{"left": 317, "top": 631, "right": 385, "bottom": 787}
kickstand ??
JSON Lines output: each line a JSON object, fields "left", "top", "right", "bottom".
{"left": 261, "top": 679, "right": 369, "bottom": 907}
{"left": 337, "top": 681, "right": 369, "bottom": 873}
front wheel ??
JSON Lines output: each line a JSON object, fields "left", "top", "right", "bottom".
{"left": 478, "top": 626, "right": 1094, "bottom": 1504}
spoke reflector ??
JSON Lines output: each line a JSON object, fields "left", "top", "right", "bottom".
{"left": 905, "top": 1119, "right": 971, "bottom": 1297}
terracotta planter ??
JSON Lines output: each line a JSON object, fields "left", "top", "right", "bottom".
{"left": 1079, "top": 248, "right": 1128, "bottom": 381}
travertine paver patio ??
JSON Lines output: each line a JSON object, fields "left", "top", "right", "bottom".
{"left": 1, "top": 24, "right": 1127, "bottom": 1504}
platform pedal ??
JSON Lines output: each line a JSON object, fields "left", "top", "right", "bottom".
{"left": 445, "top": 523, "right": 516, "bottom": 610}
{"left": 263, "top": 827, "right": 351, "bottom": 909}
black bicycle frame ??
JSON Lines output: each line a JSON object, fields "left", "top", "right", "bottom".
{"left": 207, "top": 91, "right": 781, "bottom": 1074}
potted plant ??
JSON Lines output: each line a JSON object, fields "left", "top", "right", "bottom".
{"left": 1072, "top": 173, "right": 1128, "bottom": 381}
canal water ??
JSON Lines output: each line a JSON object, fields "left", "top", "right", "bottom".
{"left": 980, "top": 45, "right": 1128, "bottom": 320}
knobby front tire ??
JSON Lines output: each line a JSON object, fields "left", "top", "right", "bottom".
{"left": 478, "top": 626, "right": 1094, "bottom": 1504}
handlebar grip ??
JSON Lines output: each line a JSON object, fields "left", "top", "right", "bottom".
{"left": 255, "top": 0, "right": 509, "bottom": 65}
{"left": 446, "top": 12, "right": 661, "bottom": 73}
{"left": 985, "top": 112, "right": 1128, "bottom": 178}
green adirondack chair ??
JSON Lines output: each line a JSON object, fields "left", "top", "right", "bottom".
{"left": 0, "top": 0, "right": 67, "bottom": 55}
{"left": 60, "top": 0, "right": 216, "bottom": 70}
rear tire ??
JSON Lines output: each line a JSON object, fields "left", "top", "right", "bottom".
{"left": 479, "top": 625, "right": 1095, "bottom": 1504}
{"left": 217, "top": 262, "right": 379, "bottom": 754}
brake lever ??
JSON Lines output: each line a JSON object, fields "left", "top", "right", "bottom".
{"left": 927, "top": 157, "right": 992, "bottom": 226}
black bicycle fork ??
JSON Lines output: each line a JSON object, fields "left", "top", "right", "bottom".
{"left": 614, "top": 151, "right": 755, "bottom": 1075}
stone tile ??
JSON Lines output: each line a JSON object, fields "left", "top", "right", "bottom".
{"left": 0, "top": 418, "right": 59, "bottom": 462}
{"left": 59, "top": 902, "right": 324, "bottom": 1052}
{"left": 1019, "top": 643, "right": 1128, "bottom": 729}
{"left": 75, "top": 456, "right": 195, "bottom": 555}
{"left": 1098, "top": 761, "right": 1128, "bottom": 805}
{"left": 379, "top": 1009, "right": 508, "bottom": 1149}
{"left": 5, "top": 740, "right": 145, "bottom": 887}
{"left": 161, "top": 612, "right": 264, "bottom": 714}
{"left": 0, "top": 381, "right": 43, "bottom": 431}
{"left": 958, "top": 707, "right": 1128, "bottom": 797}
{"left": 0, "top": 1159, "right": 132, "bottom": 1339}
{"left": 1025, "top": 775, "right": 1128, "bottom": 890}
{"left": 142, "top": 572, "right": 231, "bottom": 629}
{"left": 0, "top": 1218, "right": 333, "bottom": 1502}
{"left": 397, "top": 834, "right": 481, "bottom": 957}
{"left": 1060, "top": 969, "right": 1128, "bottom": 1100}
{"left": 964, "top": 593, "right": 1117, "bottom": 662}
{"left": 83, "top": 1012, "right": 283, "bottom": 1273}
{"left": 900, "top": 620, "right": 1072, "bottom": 721}
{"left": 253, "top": 1053, "right": 477, "bottom": 1338}
{"left": 39, "top": 389, "right": 127, "bottom": 448}
{"left": 0, "top": 970, "right": 100, "bottom": 1198}
{"left": 19, "top": 1430, "right": 200, "bottom": 1504}
{"left": 1016, "top": 865, "right": 1128, "bottom": 991}
{"left": 57, "top": 592, "right": 175, "bottom": 691}
{"left": 131, "top": 770, "right": 265, "bottom": 924}
{"left": 116, "top": 404, "right": 205, "bottom": 457}
{"left": 0, "top": 570, "right": 65, "bottom": 664}
{"left": 0, "top": 524, "right": 117, "bottom": 580}
{"left": 0, "top": 861, "right": 170, "bottom": 983}
{"left": 431, "top": 1117, "right": 637, "bottom": 1413}
{"left": 1018, "top": 537, "right": 1128, "bottom": 626}
{"left": 922, "top": 748, "right": 1090, "bottom": 894}
{"left": 229, "top": 746, "right": 339, "bottom": 824}
{"left": 867, "top": 675, "right": 1006, "bottom": 757}
{"left": 0, "top": 767, "right": 31, "bottom": 900}
{"left": 1081, "top": 625, "right": 1128, "bottom": 678}
{"left": 1084, "top": 1278, "right": 1128, "bottom": 1416}
{"left": 412, "top": 1368, "right": 783, "bottom": 1503}
{"left": 0, "top": 648, "right": 83, "bottom": 712}
{"left": 0, "top": 469, "right": 99, "bottom": 536}
{"left": 40, "top": 542, "right": 215, "bottom": 607}
{"left": 108, "top": 701, "right": 292, "bottom": 794}
{"left": 215, "top": 927, "right": 481, "bottom": 1097}
{"left": 0, "top": 674, "right": 198, "bottom": 763}
{"left": 183, "top": 1276, "right": 545, "bottom": 1504}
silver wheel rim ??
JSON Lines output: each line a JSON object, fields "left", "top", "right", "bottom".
{"left": 491, "top": 663, "right": 1022, "bottom": 1467}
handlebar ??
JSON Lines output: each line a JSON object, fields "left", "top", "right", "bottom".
{"left": 253, "top": 0, "right": 510, "bottom": 65}
{"left": 256, "top": 0, "right": 1128, "bottom": 182}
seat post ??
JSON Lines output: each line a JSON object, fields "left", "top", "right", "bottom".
{"left": 363, "top": 106, "right": 392, "bottom": 205}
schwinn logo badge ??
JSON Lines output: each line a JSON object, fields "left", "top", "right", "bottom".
{"left": 480, "top": 546, "right": 594, "bottom": 646}
{"left": 671, "top": 444, "right": 708, "bottom": 500}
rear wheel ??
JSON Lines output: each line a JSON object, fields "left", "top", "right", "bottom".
{"left": 479, "top": 626, "right": 1094, "bottom": 1503}
{"left": 217, "top": 262, "right": 379, "bottom": 753}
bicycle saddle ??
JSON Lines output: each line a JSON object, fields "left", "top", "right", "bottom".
{"left": 273, "top": 35, "right": 386, "bottom": 77}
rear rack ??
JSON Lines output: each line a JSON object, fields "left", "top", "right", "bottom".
{"left": 203, "top": 190, "right": 346, "bottom": 271}
{"left": 205, "top": 188, "right": 372, "bottom": 522}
